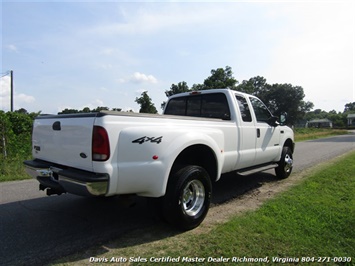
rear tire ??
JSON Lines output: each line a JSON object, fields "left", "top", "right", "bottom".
{"left": 275, "top": 146, "right": 293, "bottom": 179}
{"left": 162, "top": 165, "right": 212, "bottom": 231}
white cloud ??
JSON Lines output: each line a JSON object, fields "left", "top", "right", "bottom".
{"left": 0, "top": 76, "right": 10, "bottom": 95}
{"left": 7, "top": 44, "right": 18, "bottom": 52}
{"left": 129, "top": 72, "right": 158, "bottom": 84}
{"left": 116, "top": 72, "right": 158, "bottom": 84}
{"left": 16, "top": 93, "right": 35, "bottom": 104}
{"left": 1, "top": 76, "right": 35, "bottom": 111}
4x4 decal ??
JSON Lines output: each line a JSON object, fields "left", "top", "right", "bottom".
{"left": 132, "top": 136, "right": 163, "bottom": 144}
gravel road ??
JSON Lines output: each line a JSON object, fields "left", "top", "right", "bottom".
{"left": 1, "top": 132, "right": 354, "bottom": 266}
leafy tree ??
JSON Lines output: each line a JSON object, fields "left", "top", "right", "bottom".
{"left": 238, "top": 77, "right": 313, "bottom": 124}
{"left": 58, "top": 106, "right": 120, "bottom": 114}
{"left": 344, "top": 102, "right": 355, "bottom": 113}
{"left": 0, "top": 110, "right": 38, "bottom": 162}
{"left": 91, "top": 106, "right": 109, "bottom": 112}
{"left": 161, "top": 67, "right": 316, "bottom": 124}
{"left": 165, "top": 81, "right": 190, "bottom": 97}
{"left": 135, "top": 91, "right": 158, "bottom": 114}
{"left": 237, "top": 76, "right": 268, "bottom": 96}
{"left": 161, "top": 82, "right": 190, "bottom": 110}
{"left": 16, "top": 108, "right": 29, "bottom": 114}
{"left": 328, "top": 111, "right": 347, "bottom": 128}
{"left": 304, "top": 108, "right": 347, "bottom": 128}
{"left": 161, "top": 66, "right": 239, "bottom": 109}
{"left": 58, "top": 108, "right": 79, "bottom": 114}
{"left": 304, "top": 109, "right": 328, "bottom": 121}
{"left": 264, "top": 83, "right": 313, "bottom": 123}
{"left": 192, "top": 66, "right": 238, "bottom": 90}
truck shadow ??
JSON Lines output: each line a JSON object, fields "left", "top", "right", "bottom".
{"left": 212, "top": 171, "right": 277, "bottom": 205}
{"left": 1, "top": 172, "right": 276, "bottom": 266}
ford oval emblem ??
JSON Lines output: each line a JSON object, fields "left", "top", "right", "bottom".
{"left": 80, "top": 152, "right": 87, "bottom": 159}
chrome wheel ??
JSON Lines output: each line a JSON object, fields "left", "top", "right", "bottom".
{"left": 275, "top": 146, "right": 293, "bottom": 179}
{"left": 182, "top": 180, "right": 205, "bottom": 217}
{"left": 284, "top": 154, "right": 293, "bottom": 173}
{"left": 162, "top": 165, "right": 211, "bottom": 230}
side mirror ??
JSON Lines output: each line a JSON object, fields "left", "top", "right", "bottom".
{"left": 267, "top": 116, "right": 279, "bottom": 127}
{"left": 280, "top": 112, "right": 287, "bottom": 125}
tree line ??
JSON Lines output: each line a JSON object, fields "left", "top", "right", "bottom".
{"left": 157, "top": 66, "right": 353, "bottom": 126}
{"left": 2, "top": 66, "right": 355, "bottom": 150}
{"left": 40, "top": 66, "right": 355, "bottom": 127}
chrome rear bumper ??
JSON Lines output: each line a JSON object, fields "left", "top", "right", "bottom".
{"left": 24, "top": 159, "right": 109, "bottom": 197}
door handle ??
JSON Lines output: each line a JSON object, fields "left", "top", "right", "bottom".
{"left": 257, "top": 128, "right": 260, "bottom": 138}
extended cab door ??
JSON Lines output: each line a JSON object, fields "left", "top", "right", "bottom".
{"left": 248, "top": 96, "right": 281, "bottom": 165}
{"left": 234, "top": 94, "right": 257, "bottom": 169}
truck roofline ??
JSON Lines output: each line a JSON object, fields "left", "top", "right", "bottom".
{"left": 167, "top": 88, "right": 252, "bottom": 100}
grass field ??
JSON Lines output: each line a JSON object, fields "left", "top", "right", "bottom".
{"left": 0, "top": 155, "right": 31, "bottom": 182}
{"left": 57, "top": 151, "right": 355, "bottom": 266}
{"left": 294, "top": 128, "right": 348, "bottom": 142}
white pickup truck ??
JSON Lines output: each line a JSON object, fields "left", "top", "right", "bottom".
{"left": 24, "top": 89, "right": 294, "bottom": 230}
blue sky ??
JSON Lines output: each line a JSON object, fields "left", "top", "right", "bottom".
{"left": 1, "top": 0, "right": 354, "bottom": 114}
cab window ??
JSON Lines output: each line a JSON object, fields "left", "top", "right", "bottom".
{"left": 165, "top": 93, "right": 230, "bottom": 120}
{"left": 249, "top": 97, "right": 272, "bottom": 123}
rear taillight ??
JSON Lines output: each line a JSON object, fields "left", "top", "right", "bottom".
{"left": 92, "top": 126, "right": 110, "bottom": 161}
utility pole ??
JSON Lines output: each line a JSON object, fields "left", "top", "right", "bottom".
{"left": 10, "top": 70, "right": 14, "bottom": 112}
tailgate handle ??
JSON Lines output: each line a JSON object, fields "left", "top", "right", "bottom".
{"left": 52, "top": 121, "right": 61, "bottom": 131}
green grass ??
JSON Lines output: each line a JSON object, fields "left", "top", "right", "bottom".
{"left": 57, "top": 151, "right": 355, "bottom": 266}
{"left": 206, "top": 154, "right": 355, "bottom": 260}
{"left": 294, "top": 128, "right": 348, "bottom": 142}
{"left": 0, "top": 155, "right": 31, "bottom": 182}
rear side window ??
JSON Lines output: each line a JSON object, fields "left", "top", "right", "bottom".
{"left": 165, "top": 93, "right": 230, "bottom": 120}
{"left": 164, "top": 97, "right": 186, "bottom": 115}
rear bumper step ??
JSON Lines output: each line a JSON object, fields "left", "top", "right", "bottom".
{"left": 24, "top": 159, "right": 109, "bottom": 197}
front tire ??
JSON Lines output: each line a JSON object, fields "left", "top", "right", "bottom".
{"left": 162, "top": 165, "right": 212, "bottom": 231}
{"left": 275, "top": 146, "right": 293, "bottom": 179}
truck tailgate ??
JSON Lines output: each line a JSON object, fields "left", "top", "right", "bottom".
{"left": 32, "top": 113, "right": 96, "bottom": 172}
